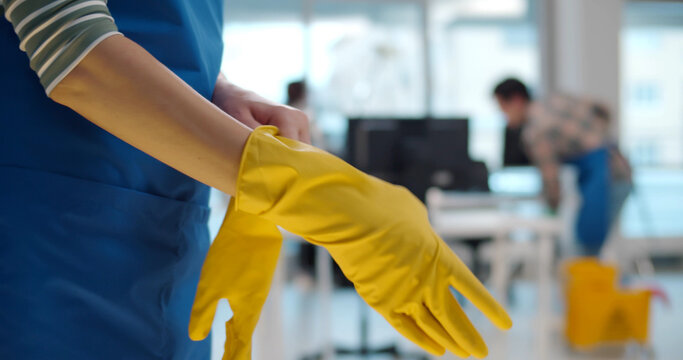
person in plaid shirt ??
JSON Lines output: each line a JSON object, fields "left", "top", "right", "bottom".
{"left": 493, "top": 78, "right": 632, "bottom": 255}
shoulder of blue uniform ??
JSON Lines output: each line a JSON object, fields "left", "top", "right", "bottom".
{"left": 3, "top": 0, "right": 121, "bottom": 95}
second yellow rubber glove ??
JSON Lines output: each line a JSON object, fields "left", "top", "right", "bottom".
{"left": 234, "top": 126, "right": 512, "bottom": 358}
{"left": 188, "top": 198, "right": 282, "bottom": 360}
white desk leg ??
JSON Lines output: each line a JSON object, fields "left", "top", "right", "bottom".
{"left": 489, "top": 228, "right": 510, "bottom": 358}
{"left": 536, "top": 231, "right": 553, "bottom": 360}
{"left": 316, "top": 245, "right": 335, "bottom": 360}
{"left": 253, "top": 248, "right": 286, "bottom": 360}
{"left": 491, "top": 228, "right": 508, "bottom": 307}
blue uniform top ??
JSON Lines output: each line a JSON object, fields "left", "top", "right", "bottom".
{"left": 0, "top": 0, "right": 224, "bottom": 358}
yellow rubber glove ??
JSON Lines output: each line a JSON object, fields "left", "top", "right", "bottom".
{"left": 234, "top": 126, "right": 513, "bottom": 358}
{"left": 188, "top": 198, "right": 282, "bottom": 360}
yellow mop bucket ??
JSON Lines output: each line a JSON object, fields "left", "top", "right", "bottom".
{"left": 562, "top": 258, "right": 652, "bottom": 348}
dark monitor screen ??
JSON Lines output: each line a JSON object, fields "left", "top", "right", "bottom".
{"left": 346, "top": 118, "right": 468, "bottom": 169}
{"left": 346, "top": 117, "right": 473, "bottom": 200}
{"left": 426, "top": 118, "right": 470, "bottom": 169}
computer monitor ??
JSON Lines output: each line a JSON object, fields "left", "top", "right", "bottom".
{"left": 346, "top": 117, "right": 475, "bottom": 200}
{"left": 425, "top": 118, "right": 470, "bottom": 169}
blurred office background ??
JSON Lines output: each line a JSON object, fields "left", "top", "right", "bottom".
{"left": 207, "top": 0, "right": 683, "bottom": 359}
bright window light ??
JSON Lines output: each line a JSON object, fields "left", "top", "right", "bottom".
{"left": 436, "top": 0, "right": 527, "bottom": 19}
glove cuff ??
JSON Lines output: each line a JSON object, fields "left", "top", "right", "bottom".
{"left": 235, "top": 125, "right": 281, "bottom": 215}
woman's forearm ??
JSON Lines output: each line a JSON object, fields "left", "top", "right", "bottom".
{"left": 50, "top": 34, "right": 251, "bottom": 195}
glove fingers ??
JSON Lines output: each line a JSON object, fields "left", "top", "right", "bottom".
{"left": 223, "top": 318, "right": 252, "bottom": 360}
{"left": 405, "top": 305, "right": 470, "bottom": 358}
{"left": 190, "top": 199, "right": 283, "bottom": 342}
{"left": 188, "top": 295, "right": 219, "bottom": 340}
{"left": 190, "top": 240, "right": 240, "bottom": 341}
{"left": 428, "top": 288, "right": 488, "bottom": 358}
{"left": 442, "top": 239, "right": 512, "bottom": 330}
{"left": 387, "top": 312, "right": 446, "bottom": 356}
{"left": 188, "top": 219, "right": 238, "bottom": 340}
{"left": 189, "top": 250, "right": 224, "bottom": 341}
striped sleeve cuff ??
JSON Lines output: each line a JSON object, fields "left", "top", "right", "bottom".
{"left": 3, "top": 0, "right": 121, "bottom": 95}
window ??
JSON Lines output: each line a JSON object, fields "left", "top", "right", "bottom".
{"left": 308, "top": 1, "right": 426, "bottom": 152}
{"left": 621, "top": 2, "right": 683, "bottom": 168}
{"left": 220, "top": 1, "right": 425, "bottom": 152}
{"left": 430, "top": 0, "right": 540, "bottom": 169}
{"left": 219, "top": 0, "right": 540, "bottom": 162}
{"left": 221, "top": 22, "right": 305, "bottom": 103}
{"left": 619, "top": 1, "right": 683, "bottom": 238}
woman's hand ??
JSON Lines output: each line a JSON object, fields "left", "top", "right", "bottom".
{"left": 212, "top": 73, "right": 311, "bottom": 143}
